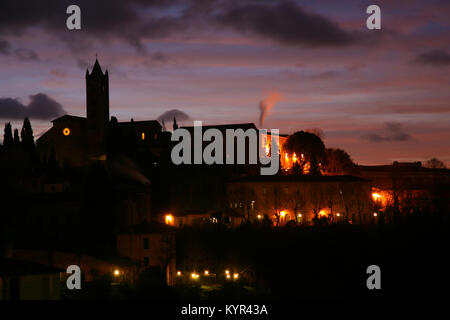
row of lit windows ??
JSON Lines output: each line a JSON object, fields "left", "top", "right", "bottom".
{"left": 61, "top": 128, "right": 160, "bottom": 141}
{"left": 230, "top": 201, "right": 256, "bottom": 209}
{"left": 141, "top": 132, "right": 159, "bottom": 140}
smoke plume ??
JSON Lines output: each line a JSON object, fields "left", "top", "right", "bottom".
{"left": 259, "top": 92, "right": 281, "bottom": 127}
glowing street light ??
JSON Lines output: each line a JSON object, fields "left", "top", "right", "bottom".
{"left": 191, "top": 272, "right": 199, "bottom": 279}
{"left": 233, "top": 273, "right": 239, "bottom": 280}
{"left": 226, "top": 274, "right": 231, "bottom": 279}
{"left": 373, "top": 212, "right": 378, "bottom": 217}
{"left": 113, "top": 269, "right": 120, "bottom": 277}
{"left": 204, "top": 270, "right": 209, "bottom": 276}
{"left": 225, "top": 270, "right": 230, "bottom": 275}
{"left": 177, "top": 271, "right": 182, "bottom": 276}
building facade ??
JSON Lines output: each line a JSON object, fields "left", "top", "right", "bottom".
{"left": 37, "top": 58, "right": 166, "bottom": 167}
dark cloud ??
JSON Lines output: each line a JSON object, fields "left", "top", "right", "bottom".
{"left": 0, "top": 93, "right": 66, "bottom": 120}
{"left": 217, "top": 2, "right": 358, "bottom": 47}
{"left": 151, "top": 51, "right": 168, "bottom": 62}
{"left": 14, "top": 48, "right": 39, "bottom": 61}
{"left": 0, "top": 40, "right": 40, "bottom": 60}
{"left": 413, "top": 49, "right": 450, "bottom": 67}
{"left": 0, "top": 39, "right": 11, "bottom": 54}
{"left": 0, "top": 0, "right": 362, "bottom": 51}
{"left": 0, "top": 0, "right": 184, "bottom": 51}
{"left": 157, "top": 109, "right": 190, "bottom": 123}
{"left": 362, "top": 122, "right": 412, "bottom": 143}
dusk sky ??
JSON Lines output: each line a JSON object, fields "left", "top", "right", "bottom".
{"left": 0, "top": 0, "right": 449, "bottom": 166}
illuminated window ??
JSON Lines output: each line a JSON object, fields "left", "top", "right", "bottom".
{"left": 63, "top": 128, "right": 71, "bottom": 136}
{"left": 141, "top": 132, "right": 145, "bottom": 140}
{"left": 165, "top": 214, "right": 174, "bottom": 225}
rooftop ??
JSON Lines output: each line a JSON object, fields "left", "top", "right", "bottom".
{"left": 0, "top": 258, "right": 64, "bottom": 277}
{"left": 230, "top": 174, "right": 369, "bottom": 183}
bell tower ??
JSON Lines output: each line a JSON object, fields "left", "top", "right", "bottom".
{"left": 86, "top": 58, "right": 109, "bottom": 158}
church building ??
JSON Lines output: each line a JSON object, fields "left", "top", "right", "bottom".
{"left": 37, "top": 58, "right": 163, "bottom": 167}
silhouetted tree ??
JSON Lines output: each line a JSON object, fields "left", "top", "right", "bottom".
{"left": 424, "top": 158, "right": 446, "bottom": 169}
{"left": 20, "top": 117, "right": 34, "bottom": 147}
{"left": 20, "top": 117, "right": 38, "bottom": 164}
{"left": 325, "top": 183, "right": 338, "bottom": 222}
{"left": 309, "top": 183, "right": 325, "bottom": 221}
{"left": 289, "top": 187, "right": 305, "bottom": 223}
{"left": 325, "top": 148, "right": 358, "bottom": 175}
{"left": 13, "top": 129, "right": 20, "bottom": 145}
{"left": 284, "top": 131, "right": 326, "bottom": 175}
{"left": 3, "top": 122, "right": 13, "bottom": 147}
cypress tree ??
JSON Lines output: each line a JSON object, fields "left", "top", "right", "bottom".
{"left": 3, "top": 122, "right": 13, "bottom": 147}
{"left": 20, "top": 117, "right": 35, "bottom": 147}
{"left": 13, "top": 128, "right": 20, "bottom": 145}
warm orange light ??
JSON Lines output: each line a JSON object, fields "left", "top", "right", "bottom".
{"left": 280, "top": 211, "right": 286, "bottom": 218}
{"left": 372, "top": 193, "right": 382, "bottom": 201}
{"left": 373, "top": 212, "right": 378, "bottom": 217}
{"left": 177, "top": 271, "right": 182, "bottom": 276}
{"left": 336, "top": 213, "right": 340, "bottom": 217}
{"left": 225, "top": 270, "right": 230, "bottom": 275}
{"left": 204, "top": 270, "right": 209, "bottom": 275}
{"left": 191, "top": 272, "right": 199, "bottom": 279}
{"left": 114, "top": 269, "right": 120, "bottom": 276}
{"left": 285, "top": 153, "right": 289, "bottom": 161}
{"left": 63, "top": 128, "right": 70, "bottom": 136}
{"left": 165, "top": 214, "right": 174, "bottom": 225}
{"left": 293, "top": 153, "right": 297, "bottom": 162}
{"left": 233, "top": 273, "right": 239, "bottom": 279}
{"left": 141, "top": 132, "right": 145, "bottom": 140}
{"left": 257, "top": 214, "right": 262, "bottom": 220}
{"left": 297, "top": 213, "right": 302, "bottom": 218}
{"left": 265, "top": 145, "right": 270, "bottom": 156}
{"left": 319, "top": 210, "right": 326, "bottom": 216}
{"left": 226, "top": 274, "right": 231, "bottom": 279}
